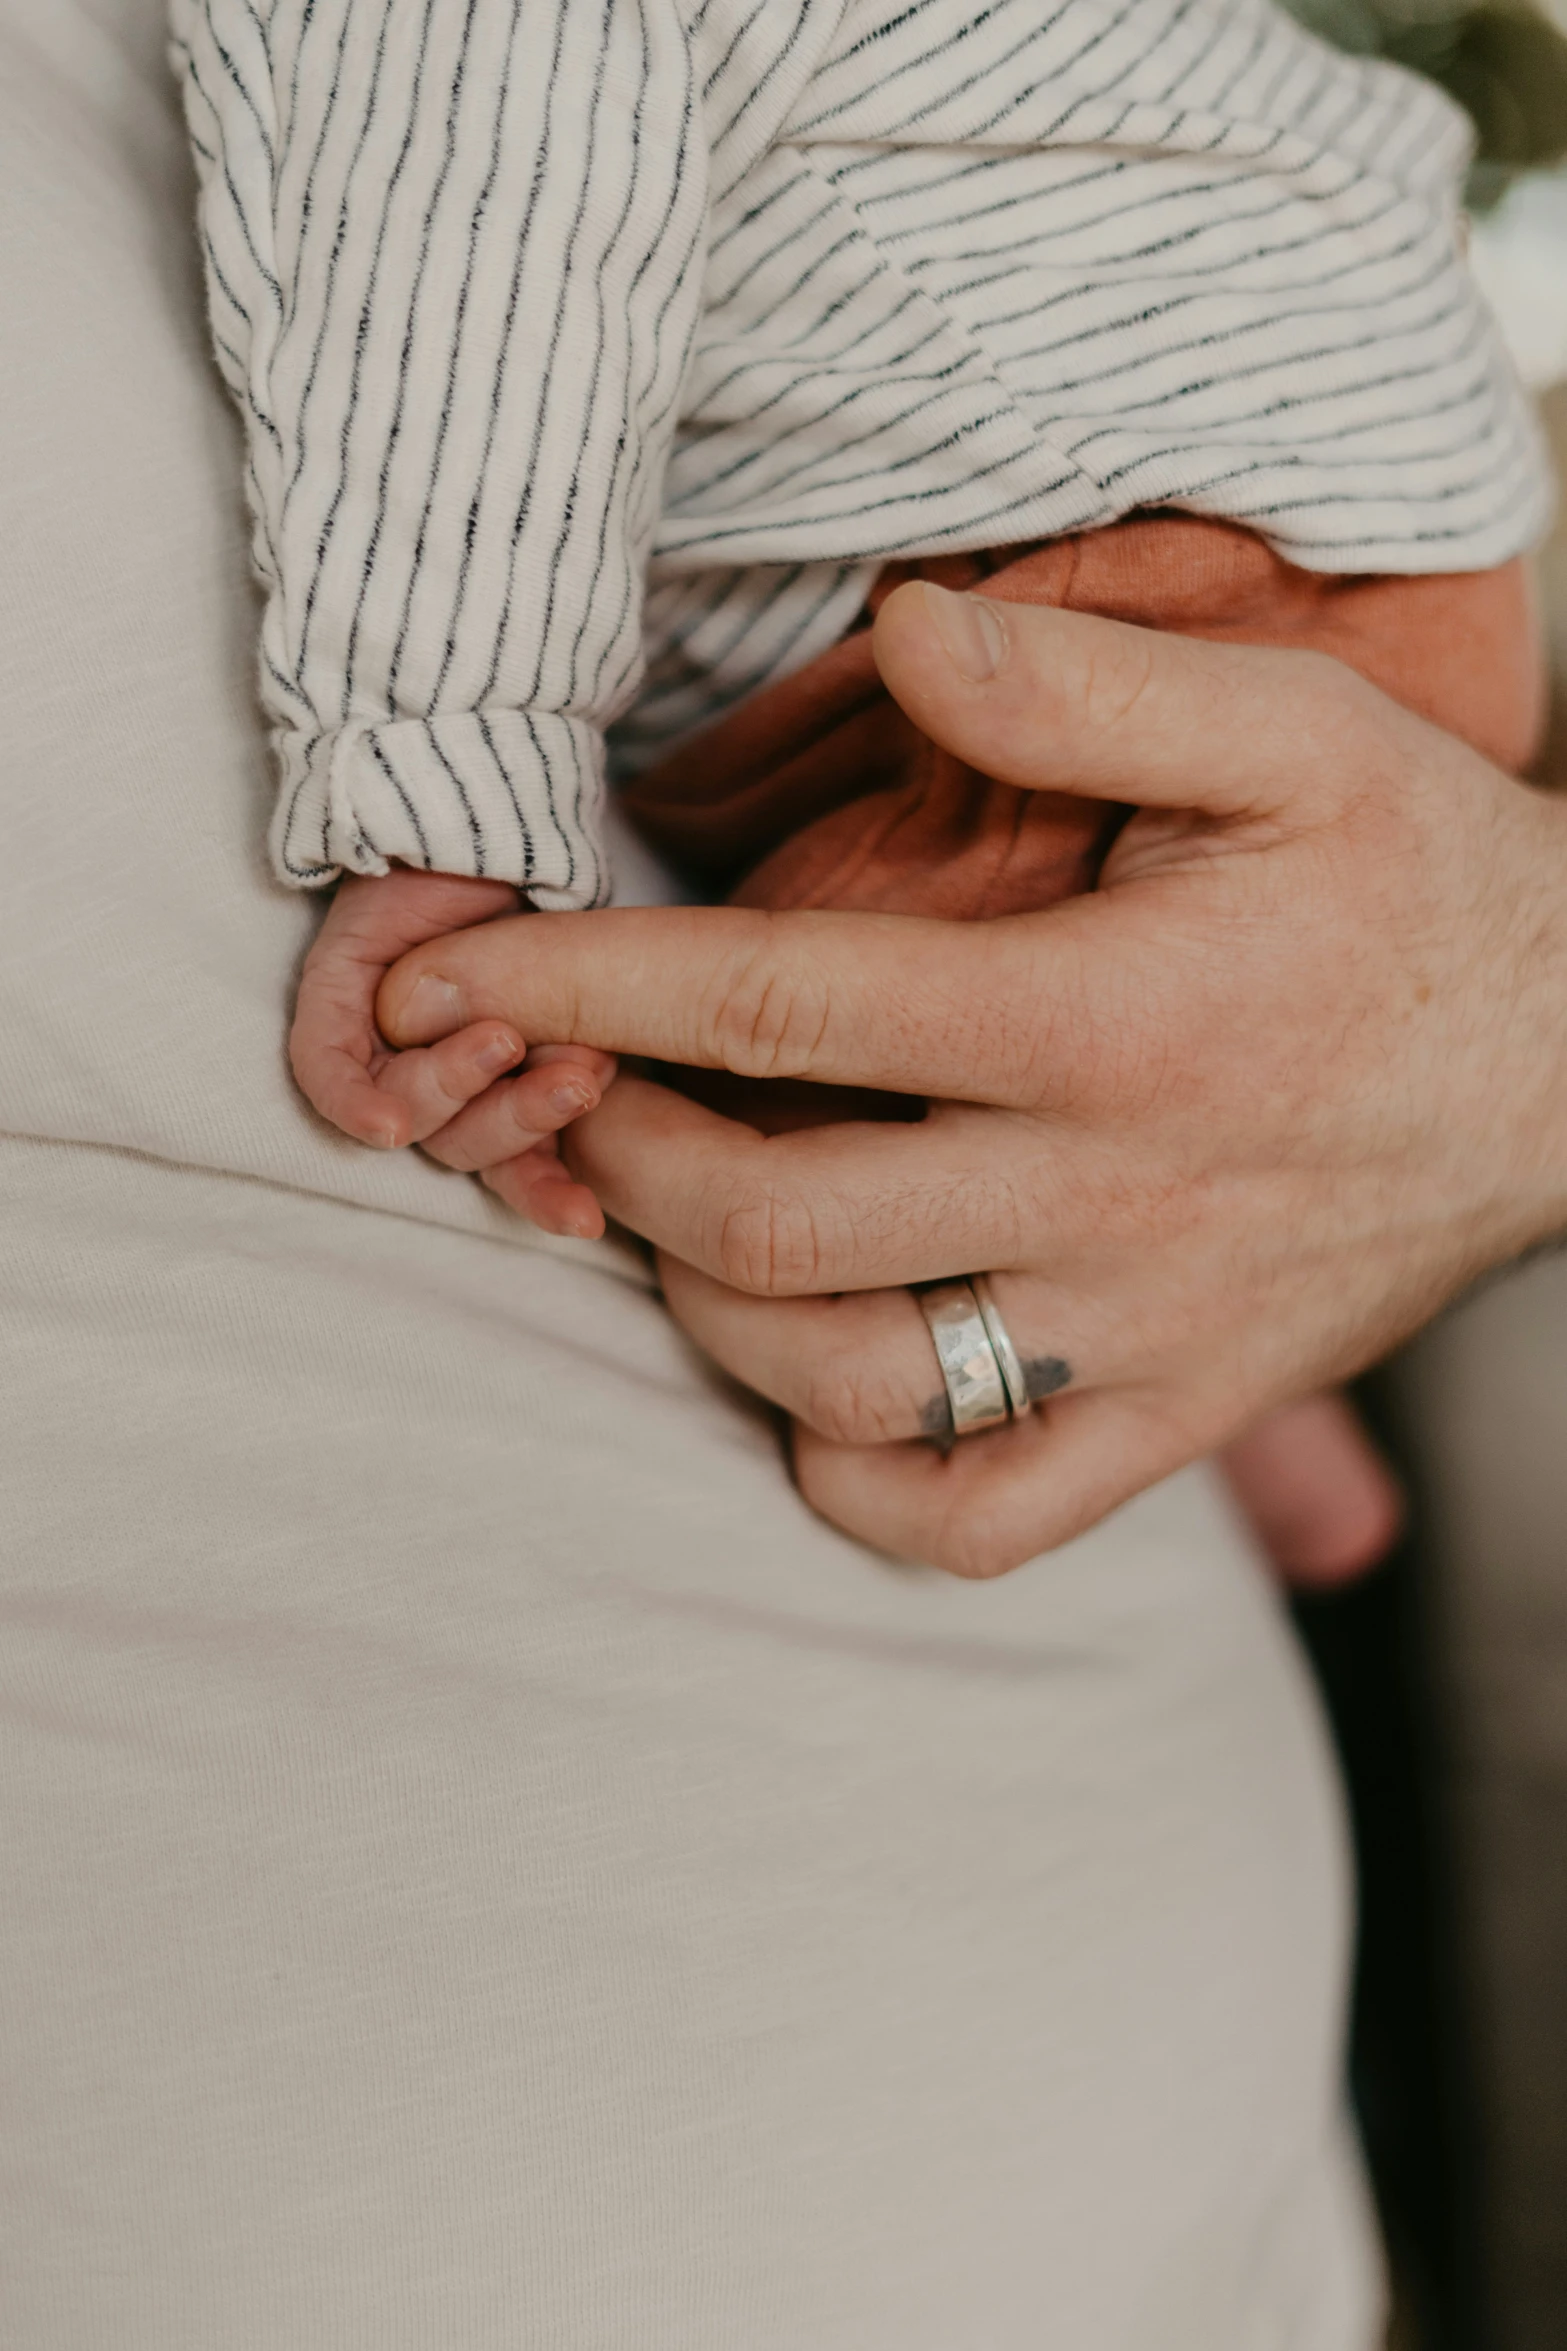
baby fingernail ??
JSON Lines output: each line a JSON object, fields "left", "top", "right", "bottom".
{"left": 924, "top": 583, "right": 1007, "bottom": 682}
{"left": 549, "top": 1082, "right": 597, "bottom": 1117}
{"left": 477, "top": 1034, "right": 522, "bottom": 1074}
{"left": 402, "top": 974, "right": 464, "bottom": 1033}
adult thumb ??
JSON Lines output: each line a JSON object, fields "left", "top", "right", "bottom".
{"left": 871, "top": 578, "right": 1379, "bottom": 820}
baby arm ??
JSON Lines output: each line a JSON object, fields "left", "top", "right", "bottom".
{"left": 293, "top": 869, "right": 614, "bottom": 1238}
{"left": 172, "top": 0, "right": 710, "bottom": 902}
{"left": 176, "top": 0, "right": 713, "bottom": 1230}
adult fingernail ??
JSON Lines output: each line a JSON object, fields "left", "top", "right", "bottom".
{"left": 400, "top": 973, "right": 464, "bottom": 1036}
{"left": 924, "top": 583, "right": 1007, "bottom": 682}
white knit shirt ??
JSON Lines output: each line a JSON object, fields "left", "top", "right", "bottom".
{"left": 172, "top": 0, "right": 1551, "bottom": 906}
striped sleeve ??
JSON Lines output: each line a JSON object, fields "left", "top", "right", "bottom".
{"left": 170, "top": 0, "right": 710, "bottom": 905}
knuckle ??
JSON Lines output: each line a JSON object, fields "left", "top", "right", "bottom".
{"left": 706, "top": 935, "right": 833, "bottom": 1080}
{"left": 504, "top": 1086, "right": 545, "bottom": 1145}
{"left": 710, "top": 1179, "right": 825, "bottom": 1296}
{"left": 798, "top": 1360, "right": 911, "bottom": 1447}
{"left": 1269, "top": 652, "right": 1401, "bottom": 810}
{"left": 1075, "top": 625, "right": 1159, "bottom": 739}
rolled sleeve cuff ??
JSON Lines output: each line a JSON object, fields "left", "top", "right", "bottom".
{"left": 270, "top": 709, "right": 610, "bottom": 910}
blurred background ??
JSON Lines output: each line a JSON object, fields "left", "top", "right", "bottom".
{"left": 1265, "top": 8, "right": 1567, "bottom": 2338}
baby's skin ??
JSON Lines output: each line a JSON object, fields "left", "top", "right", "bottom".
{"left": 292, "top": 868, "right": 614, "bottom": 1240}
{"left": 292, "top": 867, "right": 1401, "bottom": 1589}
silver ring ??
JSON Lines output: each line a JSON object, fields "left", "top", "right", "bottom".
{"left": 916, "top": 1281, "right": 1011, "bottom": 1437}
{"left": 971, "top": 1275, "right": 1032, "bottom": 1419}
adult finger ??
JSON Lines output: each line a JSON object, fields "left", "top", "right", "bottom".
{"left": 657, "top": 1257, "right": 954, "bottom": 1443}
{"left": 376, "top": 901, "right": 1099, "bottom": 1111}
{"left": 871, "top": 580, "right": 1397, "bottom": 820}
{"left": 658, "top": 1256, "right": 1090, "bottom": 1443}
{"left": 563, "top": 1076, "right": 1051, "bottom": 1294}
{"left": 793, "top": 1388, "right": 1193, "bottom": 1576}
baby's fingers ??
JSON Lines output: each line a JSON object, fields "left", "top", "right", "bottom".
{"left": 482, "top": 1138, "right": 607, "bottom": 1241}
{"left": 421, "top": 1046, "right": 615, "bottom": 1172}
{"left": 369, "top": 1023, "right": 529, "bottom": 1145}
{"left": 291, "top": 1014, "right": 524, "bottom": 1148}
{"left": 291, "top": 1039, "right": 405, "bottom": 1149}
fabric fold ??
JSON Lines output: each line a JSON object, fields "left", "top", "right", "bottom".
{"left": 624, "top": 512, "right": 1547, "bottom": 925}
{"left": 272, "top": 709, "right": 608, "bottom": 909}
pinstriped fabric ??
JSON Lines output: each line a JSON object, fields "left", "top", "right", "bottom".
{"left": 171, "top": 0, "right": 1551, "bottom": 901}
{"left": 172, "top": 0, "right": 720, "bottom": 899}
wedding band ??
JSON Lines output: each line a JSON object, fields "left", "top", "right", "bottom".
{"left": 972, "top": 1275, "right": 1032, "bottom": 1419}
{"left": 916, "top": 1281, "right": 1011, "bottom": 1437}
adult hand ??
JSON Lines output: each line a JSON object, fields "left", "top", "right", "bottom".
{"left": 377, "top": 583, "right": 1567, "bottom": 1574}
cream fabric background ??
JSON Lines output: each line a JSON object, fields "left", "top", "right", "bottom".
{"left": 0, "top": 2, "right": 1380, "bottom": 2341}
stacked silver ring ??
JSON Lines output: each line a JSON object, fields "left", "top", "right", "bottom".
{"left": 916, "top": 1277, "right": 1032, "bottom": 1438}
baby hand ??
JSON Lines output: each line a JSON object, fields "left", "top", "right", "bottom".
{"left": 291, "top": 870, "right": 614, "bottom": 1238}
